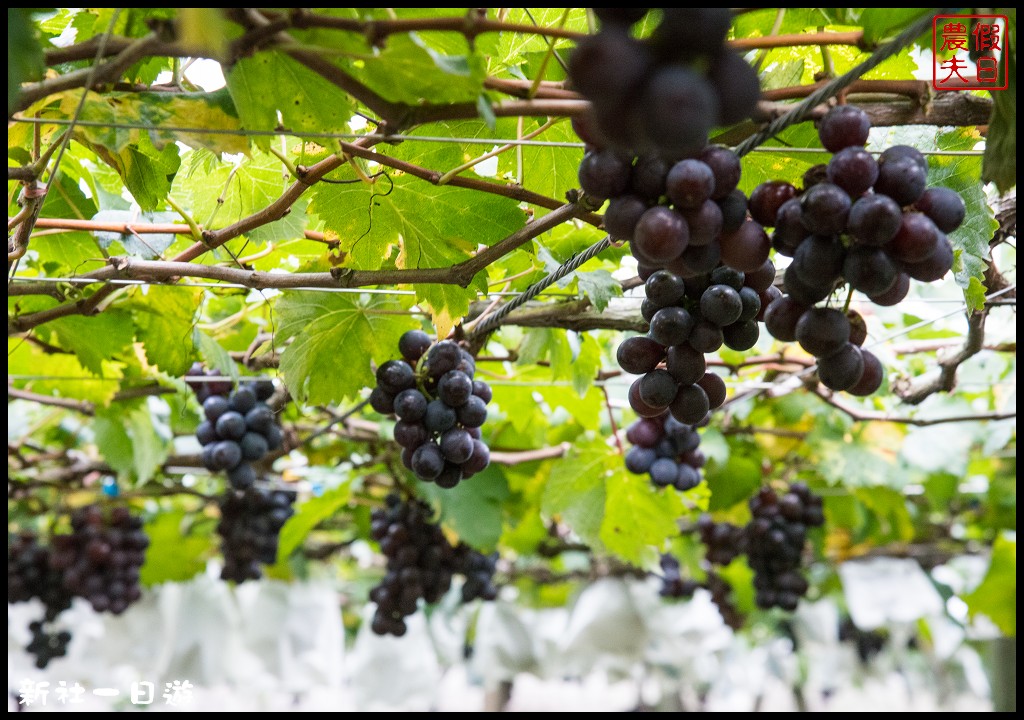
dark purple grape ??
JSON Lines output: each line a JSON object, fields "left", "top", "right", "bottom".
{"left": 670, "top": 384, "right": 710, "bottom": 425}
{"left": 411, "top": 443, "right": 445, "bottom": 480}
{"left": 697, "top": 373, "right": 727, "bottom": 410}
{"left": 457, "top": 396, "right": 488, "bottom": 428}
{"left": 645, "top": 270, "right": 687, "bottom": 306}
{"left": 682, "top": 200, "right": 724, "bottom": 247}
{"left": 639, "top": 369, "right": 679, "bottom": 409}
{"left": 847, "top": 194, "right": 902, "bottom": 246}
{"left": 604, "top": 194, "right": 649, "bottom": 240}
{"left": 707, "top": 49, "right": 761, "bottom": 125}
{"left": 376, "top": 360, "right": 416, "bottom": 395}
{"left": 399, "top": 330, "right": 432, "bottom": 363}
{"left": 874, "top": 156, "right": 927, "bottom": 206}
{"left": 720, "top": 220, "right": 770, "bottom": 273}
{"left": 827, "top": 146, "right": 878, "bottom": 197}
{"left": 394, "top": 389, "right": 428, "bottom": 422}
{"left": 650, "top": 306, "right": 696, "bottom": 346}
{"left": 848, "top": 350, "right": 884, "bottom": 396}
{"left": 700, "top": 284, "right": 743, "bottom": 326}
{"left": 578, "top": 148, "right": 633, "bottom": 200}
{"left": 817, "top": 105, "right": 870, "bottom": 152}
{"left": 617, "top": 335, "right": 667, "bottom": 375}
{"left": 723, "top": 320, "right": 759, "bottom": 351}
{"left": 843, "top": 245, "right": 899, "bottom": 296}
{"left": 817, "top": 343, "right": 865, "bottom": 392}
{"left": 795, "top": 307, "right": 850, "bottom": 358}
{"left": 717, "top": 190, "right": 749, "bottom": 234}
{"left": 632, "top": 205, "right": 689, "bottom": 265}
{"left": 915, "top": 187, "right": 966, "bottom": 232}
{"left": 889, "top": 212, "right": 940, "bottom": 264}
{"left": 698, "top": 145, "right": 742, "bottom": 200}
{"left": 438, "top": 371, "right": 473, "bottom": 407}
{"left": 748, "top": 181, "right": 799, "bottom": 227}
{"left": 638, "top": 64, "right": 719, "bottom": 158}
{"left": 423, "top": 400, "right": 457, "bottom": 434}
{"left": 800, "top": 183, "right": 851, "bottom": 235}
{"left": 666, "top": 159, "right": 715, "bottom": 211}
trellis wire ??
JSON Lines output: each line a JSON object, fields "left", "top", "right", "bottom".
{"left": 5, "top": 274, "right": 583, "bottom": 298}
{"left": 10, "top": 273, "right": 1005, "bottom": 306}
{"left": 13, "top": 283, "right": 1012, "bottom": 387}
{"left": 468, "top": 9, "right": 952, "bottom": 340}
{"left": 467, "top": 235, "right": 615, "bottom": 338}
{"left": 8, "top": 116, "right": 985, "bottom": 156}
{"left": 733, "top": 9, "right": 955, "bottom": 157}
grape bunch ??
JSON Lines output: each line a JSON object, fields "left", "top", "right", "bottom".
{"left": 185, "top": 361, "right": 233, "bottom": 403}
{"left": 26, "top": 621, "right": 72, "bottom": 669}
{"left": 696, "top": 515, "right": 746, "bottom": 566}
{"left": 586, "top": 139, "right": 772, "bottom": 421}
{"left": 624, "top": 412, "right": 706, "bottom": 491}
{"left": 657, "top": 553, "right": 699, "bottom": 599}
{"left": 705, "top": 570, "right": 744, "bottom": 629}
{"left": 569, "top": 8, "right": 760, "bottom": 158}
{"left": 618, "top": 261, "right": 774, "bottom": 423}
{"left": 49, "top": 504, "right": 148, "bottom": 615}
{"left": 368, "top": 494, "right": 498, "bottom": 637}
{"left": 217, "top": 486, "right": 296, "bottom": 583}
{"left": 8, "top": 533, "right": 72, "bottom": 618}
{"left": 9, "top": 533, "right": 75, "bottom": 669}
{"left": 745, "top": 484, "right": 824, "bottom": 611}
{"left": 455, "top": 546, "right": 500, "bottom": 603}
{"left": 756, "top": 104, "right": 966, "bottom": 394}
{"left": 197, "top": 381, "right": 283, "bottom": 490}
{"left": 656, "top": 554, "right": 742, "bottom": 629}
{"left": 369, "top": 330, "right": 491, "bottom": 489}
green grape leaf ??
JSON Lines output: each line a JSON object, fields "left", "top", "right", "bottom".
{"left": 600, "top": 467, "right": 684, "bottom": 565}
{"left": 139, "top": 510, "right": 213, "bottom": 586}
{"left": 7, "top": 337, "right": 124, "bottom": 406}
{"left": 963, "top": 533, "right": 1016, "bottom": 637}
{"left": 8, "top": 9, "right": 46, "bottom": 116}
{"left": 982, "top": 32, "right": 1016, "bottom": 193}
{"left": 543, "top": 441, "right": 610, "bottom": 548}
{"left": 358, "top": 32, "right": 486, "bottom": 104}
{"left": 227, "top": 51, "right": 354, "bottom": 151}
{"left": 48, "top": 310, "right": 136, "bottom": 376}
{"left": 933, "top": 128, "right": 999, "bottom": 312}
{"left": 275, "top": 291, "right": 418, "bottom": 405}
{"left": 130, "top": 286, "right": 201, "bottom": 376}
{"left": 420, "top": 465, "right": 511, "bottom": 551}
{"left": 94, "top": 404, "right": 170, "bottom": 484}
{"left": 704, "top": 453, "right": 762, "bottom": 511}
{"left": 310, "top": 172, "right": 525, "bottom": 336}
{"left": 277, "top": 484, "right": 352, "bottom": 559}
{"left": 576, "top": 269, "right": 621, "bottom": 312}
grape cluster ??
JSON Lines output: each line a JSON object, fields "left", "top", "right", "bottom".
{"left": 569, "top": 8, "right": 759, "bottom": 158}
{"left": 217, "top": 486, "right": 296, "bottom": 583}
{"left": 49, "top": 505, "right": 148, "bottom": 615}
{"left": 197, "top": 381, "right": 283, "bottom": 490}
{"left": 657, "top": 553, "right": 699, "bottom": 598}
{"left": 368, "top": 495, "right": 497, "bottom": 637}
{"left": 8, "top": 533, "right": 72, "bottom": 618}
{"left": 697, "top": 515, "right": 746, "bottom": 566}
{"left": 756, "top": 104, "right": 966, "bottom": 394}
{"left": 26, "top": 621, "right": 72, "bottom": 669}
{"left": 624, "top": 413, "right": 706, "bottom": 491}
{"left": 746, "top": 484, "right": 824, "bottom": 611}
{"left": 185, "top": 361, "right": 233, "bottom": 403}
{"left": 585, "top": 136, "right": 773, "bottom": 421}
{"left": 456, "top": 547, "right": 500, "bottom": 603}
{"left": 705, "top": 570, "right": 744, "bottom": 629}
{"left": 618, "top": 261, "right": 774, "bottom": 423}
{"left": 369, "top": 330, "right": 491, "bottom": 488}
